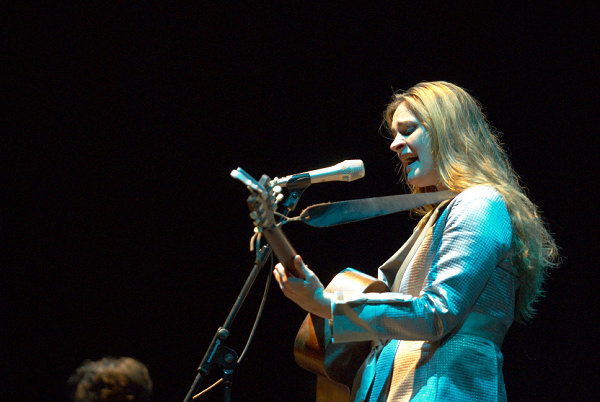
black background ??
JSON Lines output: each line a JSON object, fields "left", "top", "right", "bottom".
{"left": 6, "top": 3, "right": 599, "bottom": 401}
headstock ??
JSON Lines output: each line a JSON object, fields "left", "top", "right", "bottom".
{"left": 246, "top": 179, "right": 282, "bottom": 231}
{"left": 230, "top": 168, "right": 283, "bottom": 230}
{"left": 231, "top": 167, "right": 302, "bottom": 278}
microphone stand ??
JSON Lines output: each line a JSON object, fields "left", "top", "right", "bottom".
{"left": 182, "top": 245, "right": 270, "bottom": 402}
{"left": 183, "top": 176, "right": 309, "bottom": 402}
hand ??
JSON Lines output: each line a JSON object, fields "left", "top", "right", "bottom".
{"left": 273, "top": 255, "right": 332, "bottom": 319}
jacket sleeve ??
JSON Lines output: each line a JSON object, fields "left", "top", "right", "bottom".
{"left": 330, "top": 187, "right": 513, "bottom": 343}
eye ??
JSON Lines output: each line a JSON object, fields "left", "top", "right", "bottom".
{"left": 401, "top": 124, "right": 417, "bottom": 137}
{"left": 390, "top": 122, "right": 418, "bottom": 139}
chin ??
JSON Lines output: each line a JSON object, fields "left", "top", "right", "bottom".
{"left": 407, "top": 176, "right": 425, "bottom": 188}
{"left": 409, "top": 179, "right": 438, "bottom": 190}
{"left": 408, "top": 172, "right": 440, "bottom": 189}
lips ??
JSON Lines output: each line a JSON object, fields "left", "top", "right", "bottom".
{"left": 402, "top": 156, "right": 419, "bottom": 167}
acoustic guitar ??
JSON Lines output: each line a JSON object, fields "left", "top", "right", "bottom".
{"left": 235, "top": 169, "right": 388, "bottom": 401}
{"left": 294, "top": 269, "right": 388, "bottom": 401}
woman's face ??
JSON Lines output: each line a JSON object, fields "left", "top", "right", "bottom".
{"left": 389, "top": 102, "right": 445, "bottom": 190}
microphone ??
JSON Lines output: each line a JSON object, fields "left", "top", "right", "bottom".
{"left": 273, "top": 159, "right": 365, "bottom": 188}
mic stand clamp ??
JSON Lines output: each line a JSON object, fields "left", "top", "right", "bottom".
{"left": 216, "top": 344, "right": 238, "bottom": 402}
{"left": 194, "top": 327, "right": 239, "bottom": 402}
{"left": 279, "top": 176, "right": 311, "bottom": 212}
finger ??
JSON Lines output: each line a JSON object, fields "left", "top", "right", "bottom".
{"left": 275, "top": 263, "right": 288, "bottom": 282}
{"left": 277, "top": 264, "right": 289, "bottom": 283}
{"left": 294, "top": 255, "right": 309, "bottom": 279}
{"left": 274, "top": 264, "right": 289, "bottom": 287}
{"left": 295, "top": 255, "right": 314, "bottom": 280}
{"left": 272, "top": 268, "right": 283, "bottom": 289}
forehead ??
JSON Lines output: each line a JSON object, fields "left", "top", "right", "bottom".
{"left": 392, "top": 102, "right": 418, "bottom": 124}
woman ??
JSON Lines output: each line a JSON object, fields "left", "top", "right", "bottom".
{"left": 273, "top": 81, "right": 558, "bottom": 401}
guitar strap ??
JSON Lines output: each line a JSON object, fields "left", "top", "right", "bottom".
{"left": 297, "top": 190, "right": 456, "bottom": 228}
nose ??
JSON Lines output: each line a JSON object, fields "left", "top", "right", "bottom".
{"left": 390, "top": 134, "right": 406, "bottom": 153}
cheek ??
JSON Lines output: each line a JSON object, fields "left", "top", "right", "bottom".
{"left": 418, "top": 142, "right": 435, "bottom": 170}
{"left": 422, "top": 154, "right": 435, "bottom": 171}
{"left": 418, "top": 154, "right": 439, "bottom": 182}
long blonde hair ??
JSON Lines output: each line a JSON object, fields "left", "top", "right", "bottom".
{"left": 383, "top": 81, "right": 559, "bottom": 322}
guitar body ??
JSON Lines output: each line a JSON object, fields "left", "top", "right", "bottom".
{"left": 294, "top": 268, "right": 389, "bottom": 401}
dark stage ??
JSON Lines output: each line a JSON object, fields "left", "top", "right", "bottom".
{"left": 7, "top": 3, "right": 599, "bottom": 401}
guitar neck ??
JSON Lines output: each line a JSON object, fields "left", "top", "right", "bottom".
{"left": 262, "top": 225, "right": 304, "bottom": 279}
